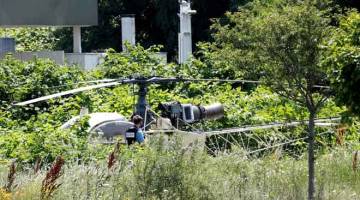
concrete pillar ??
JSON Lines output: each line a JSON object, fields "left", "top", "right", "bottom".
{"left": 178, "top": 1, "right": 196, "bottom": 64}
{"left": 73, "top": 26, "right": 82, "bottom": 53}
{"left": 178, "top": 32, "right": 192, "bottom": 64}
{"left": 0, "top": 38, "right": 16, "bottom": 53}
{"left": 121, "top": 14, "right": 136, "bottom": 51}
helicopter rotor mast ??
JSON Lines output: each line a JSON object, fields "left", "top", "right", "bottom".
{"left": 133, "top": 77, "right": 181, "bottom": 124}
{"left": 134, "top": 80, "right": 149, "bottom": 121}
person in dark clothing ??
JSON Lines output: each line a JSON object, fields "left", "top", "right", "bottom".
{"left": 126, "top": 115, "right": 145, "bottom": 145}
{"left": 132, "top": 115, "right": 145, "bottom": 143}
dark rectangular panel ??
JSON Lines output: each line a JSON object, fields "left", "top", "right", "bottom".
{"left": 0, "top": 0, "right": 98, "bottom": 26}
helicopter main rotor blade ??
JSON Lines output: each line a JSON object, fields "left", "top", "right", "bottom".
{"left": 181, "top": 78, "right": 262, "bottom": 84}
{"left": 178, "top": 78, "right": 329, "bottom": 88}
{"left": 80, "top": 79, "right": 118, "bottom": 84}
{"left": 143, "top": 77, "right": 261, "bottom": 84}
{"left": 14, "top": 81, "right": 122, "bottom": 106}
{"left": 146, "top": 77, "right": 179, "bottom": 83}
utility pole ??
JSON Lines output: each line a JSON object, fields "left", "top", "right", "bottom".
{"left": 178, "top": 0, "right": 196, "bottom": 64}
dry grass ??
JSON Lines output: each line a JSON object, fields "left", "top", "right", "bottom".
{"left": 0, "top": 138, "right": 359, "bottom": 200}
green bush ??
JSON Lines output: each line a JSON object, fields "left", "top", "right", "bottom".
{"left": 94, "top": 44, "right": 175, "bottom": 79}
{"left": 0, "top": 27, "right": 57, "bottom": 51}
{"left": 0, "top": 44, "right": 352, "bottom": 166}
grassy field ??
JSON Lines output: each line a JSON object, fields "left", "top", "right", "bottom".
{"left": 0, "top": 137, "right": 359, "bottom": 200}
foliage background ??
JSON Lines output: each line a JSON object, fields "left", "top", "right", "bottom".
{"left": 0, "top": 0, "right": 359, "bottom": 199}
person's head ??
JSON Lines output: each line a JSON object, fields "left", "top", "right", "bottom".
{"left": 131, "top": 115, "right": 143, "bottom": 128}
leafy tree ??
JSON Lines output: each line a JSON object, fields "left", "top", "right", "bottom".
{"left": 333, "top": 0, "right": 360, "bottom": 11}
{"left": 207, "top": 1, "right": 334, "bottom": 199}
{"left": 52, "top": 0, "right": 238, "bottom": 60}
{"left": 0, "top": 57, "right": 83, "bottom": 103}
{"left": 191, "top": 0, "right": 246, "bottom": 45}
{"left": 0, "top": 43, "right": 346, "bottom": 165}
{"left": 94, "top": 44, "right": 174, "bottom": 78}
{"left": 1, "top": 0, "right": 357, "bottom": 59}
{"left": 0, "top": 27, "right": 57, "bottom": 51}
{"left": 0, "top": 56, "right": 85, "bottom": 120}
{"left": 324, "top": 10, "right": 360, "bottom": 117}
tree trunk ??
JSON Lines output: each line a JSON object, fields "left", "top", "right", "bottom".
{"left": 308, "top": 111, "right": 316, "bottom": 200}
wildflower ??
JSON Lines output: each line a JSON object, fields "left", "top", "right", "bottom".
{"left": 40, "top": 156, "right": 65, "bottom": 200}
{"left": 0, "top": 188, "right": 11, "bottom": 200}
{"left": 352, "top": 151, "right": 358, "bottom": 172}
{"left": 107, "top": 141, "right": 121, "bottom": 169}
{"left": 4, "top": 161, "right": 16, "bottom": 192}
{"left": 34, "top": 157, "right": 42, "bottom": 174}
{"left": 336, "top": 125, "right": 347, "bottom": 145}
{"left": 107, "top": 151, "right": 116, "bottom": 169}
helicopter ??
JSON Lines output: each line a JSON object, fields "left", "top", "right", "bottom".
{"left": 14, "top": 76, "right": 340, "bottom": 152}
{"left": 14, "top": 77, "right": 233, "bottom": 144}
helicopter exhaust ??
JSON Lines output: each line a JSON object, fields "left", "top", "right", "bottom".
{"left": 193, "top": 103, "right": 224, "bottom": 121}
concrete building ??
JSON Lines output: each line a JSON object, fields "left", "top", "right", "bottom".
{"left": 0, "top": 0, "right": 184, "bottom": 69}
{"left": 0, "top": 0, "right": 104, "bottom": 70}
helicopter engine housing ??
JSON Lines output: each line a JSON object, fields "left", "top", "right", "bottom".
{"left": 158, "top": 102, "right": 224, "bottom": 127}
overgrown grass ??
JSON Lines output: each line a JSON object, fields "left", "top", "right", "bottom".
{"left": 0, "top": 136, "right": 359, "bottom": 200}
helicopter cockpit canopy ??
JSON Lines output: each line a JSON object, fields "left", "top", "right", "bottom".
{"left": 61, "top": 112, "right": 134, "bottom": 139}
